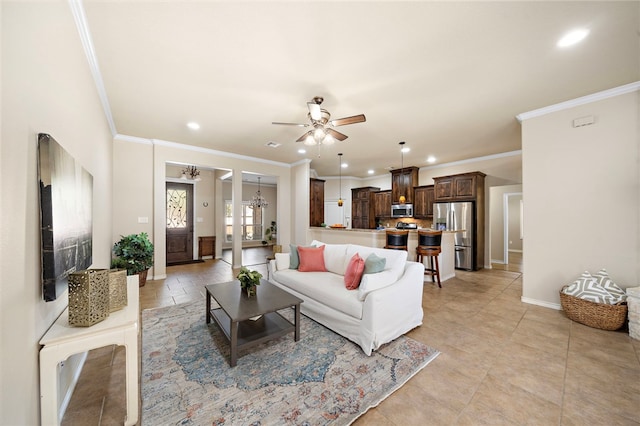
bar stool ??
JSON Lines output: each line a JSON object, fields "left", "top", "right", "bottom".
{"left": 385, "top": 229, "right": 409, "bottom": 251}
{"left": 416, "top": 230, "right": 442, "bottom": 287}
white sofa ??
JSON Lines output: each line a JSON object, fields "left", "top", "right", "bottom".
{"left": 268, "top": 240, "right": 424, "bottom": 355}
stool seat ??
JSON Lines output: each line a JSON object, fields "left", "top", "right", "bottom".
{"left": 385, "top": 229, "right": 409, "bottom": 251}
{"left": 416, "top": 230, "right": 442, "bottom": 288}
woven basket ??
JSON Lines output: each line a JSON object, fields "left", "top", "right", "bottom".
{"left": 559, "top": 287, "right": 627, "bottom": 330}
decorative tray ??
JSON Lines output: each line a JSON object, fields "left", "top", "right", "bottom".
{"left": 329, "top": 224, "right": 346, "bottom": 229}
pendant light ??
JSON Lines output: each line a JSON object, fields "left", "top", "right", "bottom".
{"left": 337, "top": 153, "right": 344, "bottom": 207}
{"left": 399, "top": 141, "right": 406, "bottom": 204}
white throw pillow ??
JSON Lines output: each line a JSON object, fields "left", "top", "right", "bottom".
{"left": 275, "top": 253, "right": 290, "bottom": 271}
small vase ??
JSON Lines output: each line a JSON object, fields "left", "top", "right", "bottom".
{"left": 242, "top": 286, "right": 257, "bottom": 297}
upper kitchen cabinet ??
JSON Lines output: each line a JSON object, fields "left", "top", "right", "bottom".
{"left": 413, "top": 185, "right": 434, "bottom": 218}
{"left": 310, "top": 178, "right": 325, "bottom": 227}
{"left": 373, "top": 190, "right": 392, "bottom": 219}
{"left": 391, "top": 166, "right": 419, "bottom": 205}
{"left": 351, "top": 186, "right": 380, "bottom": 229}
{"left": 433, "top": 171, "right": 486, "bottom": 202}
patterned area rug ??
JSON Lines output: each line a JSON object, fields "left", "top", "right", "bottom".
{"left": 142, "top": 300, "right": 439, "bottom": 425}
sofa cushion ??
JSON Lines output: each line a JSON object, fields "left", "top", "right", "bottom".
{"left": 311, "top": 240, "right": 348, "bottom": 275}
{"left": 275, "top": 253, "right": 290, "bottom": 271}
{"left": 271, "top": 269, "right": 363, "bottom": 318}
{"left": 364, "top": 253, "right": 386, "bottom": 274}
{"left": 344, "top": 253, "right": 365, "bottom": 290}
{"left": 298, "top": 245, "right": 327, "bottom": 272}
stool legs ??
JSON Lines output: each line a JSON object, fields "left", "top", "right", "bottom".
{"left": 416, "top": 249, "right": 442, "bottom": 288}
{"left": 427, "top": 255, "right": 441, "bottom": 288}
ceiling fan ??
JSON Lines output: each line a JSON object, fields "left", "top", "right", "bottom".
{"left": 272, "top": 96, "right": 366, "bottom": 145}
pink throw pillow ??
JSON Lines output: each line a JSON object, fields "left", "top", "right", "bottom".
{"left": 298, "top": 245, "right": 327, "bottom": 272}
{"left": 344, "top": 253, "right": 365, "bottom": 290}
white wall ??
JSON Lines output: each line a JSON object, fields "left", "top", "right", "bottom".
{"left": 521, "top": 86, "right": 639, "bottom": 307}
{"left": 1, "top": 3, "right": 113, "bottom": 424}
{"left": 113, "top": 139, "right": 295, "bottom": 275}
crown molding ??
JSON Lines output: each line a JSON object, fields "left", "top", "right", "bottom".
{"left": 114, "top": 134, "right": 152, "bottom": 145}
{"left": 420, "top": 150, "right": 522, "bottom": 171}
{"left": 516, "top": 81, "right": 640, "bottom": 122}
{"left": 68, "top": 0, "right": 117, "bottom": 137}
{"left": 115, "top": 134, "right": 291, "bottom": 168}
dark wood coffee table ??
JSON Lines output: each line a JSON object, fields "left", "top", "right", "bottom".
{"left": 205, "top": 279, "right": 303, "bottom": 367}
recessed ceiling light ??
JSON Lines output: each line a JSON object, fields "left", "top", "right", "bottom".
{"left": 427, "top": 155, "right": 436, "bottom": 163}
{"left": 557, "top": 29, "right": 589, "bottom": 48}
{"left": 368, "top": 169, "right": 374, "bottom": 175}
{"left": 298, "top": 148, "right": 306, "bottom": 154}
{"left": 401, "top": 146, "right": 410, "bottom": 153}
{"left": 341, "top": 162, "right": 348, "bottom": 168}
{"left": 187, "top": 122, "right": 200, "bottom": 130}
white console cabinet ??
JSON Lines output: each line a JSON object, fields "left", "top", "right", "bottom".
{"left": 39, "top": 276, "right": 139, "bottom": 425}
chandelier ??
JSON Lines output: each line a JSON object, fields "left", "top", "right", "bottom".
{"left": 181, "top": 165, "right": 201, "bottom": 181}
{"left": 250, "top": 177, "right": 269, "bottom": 209}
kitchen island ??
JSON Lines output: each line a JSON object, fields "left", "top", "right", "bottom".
{"left": 308, "top": 227, "right": 456, "bottom": 282}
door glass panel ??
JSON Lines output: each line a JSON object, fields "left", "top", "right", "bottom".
{"left": 167, "top": 188, "right": 187, "bottom": 228}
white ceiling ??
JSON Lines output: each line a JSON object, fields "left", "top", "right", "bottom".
{"left": 82, "top": 1, "right": 639, "bottom": 178}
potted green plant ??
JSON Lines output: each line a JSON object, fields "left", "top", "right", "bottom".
{"left": 265, "top": 221, "right": 277, "bottom": 242}
{"left": 236, "top": 266, "right": 262, "bottom": 297}
{"left": 112, "top": 232, "right": 154, "bottom": 287}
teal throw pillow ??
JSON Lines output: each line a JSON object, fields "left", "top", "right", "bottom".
{"left": 364, "top": 253, "right": 386, "bottom": 274}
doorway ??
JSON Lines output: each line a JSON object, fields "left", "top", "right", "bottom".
{"left": 166, "top": 182, "right": 194, "bottom": 264}
{"left": 503, "top": 192, "right": 523, "bottom": 272}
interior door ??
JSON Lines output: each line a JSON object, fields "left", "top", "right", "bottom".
{"left": 166, "top": 182, "right": 194, "bottom": 264}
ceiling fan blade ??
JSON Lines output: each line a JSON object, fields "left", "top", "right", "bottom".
{"left": 296, "top": 130, "right": 313, "bottom": 143}
{"left": 330, "top": 114, "right": 366, "bottom": 127}
{"left": 272, "top": 121, "right": 309, "bottom": 127}
{"left": 307, "top": 102, "right": 322, "bottom": 121}
{"left": 326, "top": 128, "right": 348, "bottom": 141}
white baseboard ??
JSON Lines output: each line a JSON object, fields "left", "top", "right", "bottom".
{"left": 491, "top": 259, "right": 506, "bottom": 265}
{"left": 508, "top": 249, "right": 523, "bottom": 253}
{"left": 521, "top": 296, "right": 561, "bottom": 310}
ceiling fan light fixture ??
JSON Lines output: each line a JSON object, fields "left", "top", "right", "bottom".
{"left": 304, "top": 135, "right": 316, "bottom": 146}
{"left": 323, "top": 134, "right": 335, "bottom": 145}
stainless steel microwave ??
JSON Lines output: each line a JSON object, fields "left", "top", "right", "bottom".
{"left": 391, "top": 204, "right": 413, "bottom": 218}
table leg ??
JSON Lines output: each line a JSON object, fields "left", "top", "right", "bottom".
{"left": 206, "top": 291, "right": 211, "bottom": 324}
{"left": 294, "top": 303, "right": 300, "bottom": 342}
{"left": 124, "top": 325, "right": 139, "bottom": 426}
{"left": 230, "top": 319, "right": 238, "bottom": 367}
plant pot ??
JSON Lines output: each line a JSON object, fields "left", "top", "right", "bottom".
{"left": 138, "top": 269, "right": 149, "bottom": 287}
{"left": 242, "top": 286, "right": 257, "bottom": 297}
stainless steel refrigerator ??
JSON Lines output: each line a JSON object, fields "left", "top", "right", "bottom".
{"left": 434, "top": 201, "right": 475, "bottom": 270}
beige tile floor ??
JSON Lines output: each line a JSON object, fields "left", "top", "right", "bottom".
{"left": 62, "top": 249, "right": 640, "bottom": 425}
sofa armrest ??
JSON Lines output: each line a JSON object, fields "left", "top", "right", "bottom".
{"left": 361, "top": 261, "right": 425, "bottom": 328}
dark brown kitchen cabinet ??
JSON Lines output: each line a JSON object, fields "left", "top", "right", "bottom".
{"left": 413, "top": 185, "right": 434, "bottom": 218}
{"left": 433, "top": 171, "right": 486, "bottom": 270}
{"left": 351, "top": 186, "right": 380, "bottom": 229}
{"left": 433, "top": 171, "right": 486, "bottom": 202}
{"left": 391, "top": 167, "right": 419, "bottom": 204}
{"left": 373, "top": 190, "right": 392, "bottom": 219}
{"left": 310, "top": 178, "right": 325, "bottom": 227}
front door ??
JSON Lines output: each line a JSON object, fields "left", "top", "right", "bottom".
{"left": 166, "top": 182, "right": 194, "bottom": 264}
